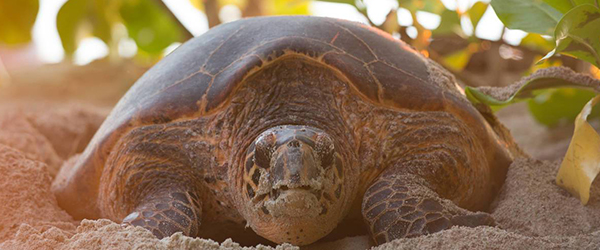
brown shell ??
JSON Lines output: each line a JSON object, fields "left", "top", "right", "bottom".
{"left": 56, "top": 16, "right": 501, "bottom": 218}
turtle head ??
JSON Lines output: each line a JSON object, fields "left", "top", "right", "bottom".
{"left": 240, "top": 125, "right": 347, "bottom": 245}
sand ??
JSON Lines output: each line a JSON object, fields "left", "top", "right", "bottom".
{"left": 1, "top": 104, "right": 599, "bottom": 250}
{"left": 1, "top": 63, "right": 600, "bottom": 249}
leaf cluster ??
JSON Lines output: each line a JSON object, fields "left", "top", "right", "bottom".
{"left": 56, "top": 0, "right": 189, "bottom": 59}
{"left": 0, "top": 0, "right": 189, "bottom": 60}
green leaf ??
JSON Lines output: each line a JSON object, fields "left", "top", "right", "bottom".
{"left": 0, "top": 0, "right": 39, "bottom": 45}
{"left": 401, "top": 0, "right": 446, "bottom": 14}
{"left": 491, "top": 0, "right": 562, "bottom": 35}
{"left": 56, "top": 0, "right": 113, "bottom": 56}
{"left": 468, "top": 2, "right": 488, "bottom": 30}
{"left": 91, "top": 0, "right": 112, "bottom": 45}
{"left": 442, "top": 47, "right": 473, "bottom": 71}
{"left": 574, "top": 0, "right": 598, "bottom": 7}
{"left": 465, "top": 66, "right": 600, "bottom": 108}
{"left": 528, "top": 88, "right": 600, "bottom": 126}
{"left": 56, "top": 0, "right": 87, "bottom": 55}
{"left": 543, "top": 0, "right": 574, "bottom": 13}
{"left": 541, "top": 4, "right": 600, "bottom": 68}
{"left": 433, "top": 9, "right": 463, "bottom": 36}
{"left": 544, "top": 0, "right": 599, "bottom": 13}
{"left": 520, "top": 33, "right": 555, "bottom": 52}
{"left": 465, "top": 87, "right": 517, "bottom": 107}
{"left": 120, "top": 0, "right": 184, "bottom": 55}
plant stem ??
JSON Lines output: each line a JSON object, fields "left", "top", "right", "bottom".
{"left": 157, "top": 0, "right": 194, "bottom": 39}
{"left": 204, "top": 0, "right": 221, "bottom": 28}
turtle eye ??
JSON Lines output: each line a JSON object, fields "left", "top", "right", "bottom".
{"left": 315, "top": 133, "right": 334, "bottom": 169}
{"left": 254, "top": 132, "right": 276, "bottom": 169}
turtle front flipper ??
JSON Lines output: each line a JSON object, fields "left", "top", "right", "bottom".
{"left": 122, "top": 188, "right": 203, "bottom": 238}
{"left": 97, "top": 122, "right": 218, "bottom": 239}
{"left": 361, "top": 169, "right": 495, "bottom": 245}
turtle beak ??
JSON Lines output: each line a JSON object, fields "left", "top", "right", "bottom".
{"left": 262, "top": 139, "right": 324, "bottom": 218}
{"left": 271, "top": 139, "right": 322, "bottom": 191}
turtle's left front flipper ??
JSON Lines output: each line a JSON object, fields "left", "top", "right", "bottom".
{"left": 361, "top": 168, "right": 495, "bottom": 245}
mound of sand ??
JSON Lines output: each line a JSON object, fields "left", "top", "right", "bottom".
{"left": 0, "top": 104, "right": 599, "bottom": 250}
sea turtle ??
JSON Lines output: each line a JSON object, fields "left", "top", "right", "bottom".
{"left": 52, "top": 16, "right": 519, "bottom": 246}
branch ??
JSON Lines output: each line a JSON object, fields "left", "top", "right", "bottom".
{"left": 204, "top": 0, "right": 221, "bottom": 28}
{"left": 242, "top": 0, "right": 262, "bottom": 17}
{"left": 156, "top": 0, "right": 194, "bottom": 40}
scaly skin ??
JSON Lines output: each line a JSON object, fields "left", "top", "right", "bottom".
{"left": 54, "top": 17, "right": 516, "bottom": 245}
{"left": 359, "top": 99, "right": 498, "bottom": 244}
{"left": 362, "top": 171, "right": 495, "bottom": 244}
{"left": 122, "top": 189, "right": 203, "bottom": 238}
{"left": 89, "top": 58, "right": 509, "bottom": 245}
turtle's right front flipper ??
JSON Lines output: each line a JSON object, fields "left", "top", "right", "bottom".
{"left": 122, "top": 188, "right": 203, "bottom": 238}
{"left": 98, "top": 123, "right": 217, "bottom": 238}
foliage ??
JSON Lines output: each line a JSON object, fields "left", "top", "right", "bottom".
{"left": 474, "top": 0, "right": 600, "bottom": 202}
{"left": 55, "top": 0, "right": 186, "bottom": 58}
{"left": 1, "top": 0, "right": 598, "bottom": 128}
{"left": 56, "top": 0, "right": 112, "bottom": 55}
{"left": 482, "top": 0, "right": 600, "bottom": 202}
{"left": 466, "top": 72, "right": 600, "bottom": 127}
{"left": 0, "top": 0, "right": 39, "bottom": 45}
{"left": 492, "top": 0, "right": 600, "bottom": 69}
{"left": 490, "top": 0, "right": 600, "bottom": 127}
{"left": 541, "top": 5, "right": 600, "bottom": 68}
{"left": 527, "top": 88, "right": 600, "bottom": 127}
{"left": 119, "top": 0, "right": 184, "bottom": 55}
{"left": 490, "top": 0, "right": 562, "bottom": 36}
{"left": 556, "top": 95, "right": 600, "bottom": 205}
{"left": 465, "top": 67, "right": 600, "bottom": 108}
{"left": 468, "top": 1, "right": 487, "bottom": 29}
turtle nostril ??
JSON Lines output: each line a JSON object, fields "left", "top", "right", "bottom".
{"left": 288, "top": 140, "right": 300, "bottom": 148}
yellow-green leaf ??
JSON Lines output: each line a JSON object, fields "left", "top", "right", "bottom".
{"left": 556, "top": 95, "right": 600, "bottom": 205}
{"left": 520, "top": 33, "right": 555, "bottom": 52}
{"left": 189, "top": 0, "right": 205, "bottom": 11}
{"left": 433, "top": 9, "right": 463, "bottom": 36}
{"left": 541, "top": 4, "right": 600, "bottom": 68}
{"left": 543, "top": 0, "right": 598, "bottom": 13}
{"left": 91, "top": 0, "right": 112, "bottom": 45}
{"left": 442, "top": 47, "right": 472, "bottom": 71}
{"left": 468, "top": 2, "right": 488, "bottom": 30}
{"left": 267, "top": 0, "right": 310, "bottom": 15}
{"left": 0, "top": 0, "right": 39, "bottom": 45}
{"left": 527, "top": 88, "right": 600, "bottom": 127}
{"left": 400, "top": 0, "right": 445, "bottom": 15}
{"left": 56, "top": 0, "right": 113, "bottom": 56}
{"left": 56, "top": 0, "right": 87, "bottom": 55}
{"left": 574, "top": 0, "right": 599, "bottom": 7}
{"left": 543, "top": 0, "right": 574, "bottom": 14}
{"left": 120, "top": 0, "right": 184, "bottom": 55}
